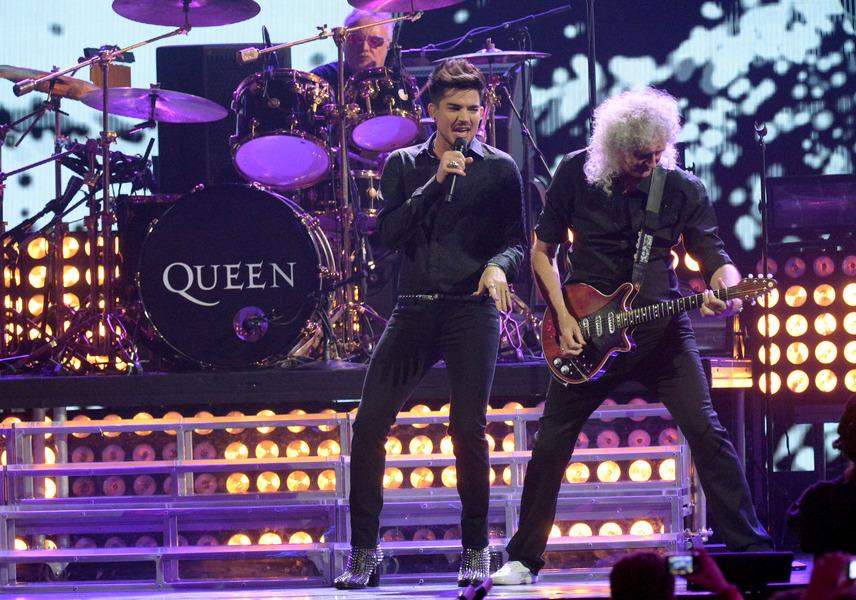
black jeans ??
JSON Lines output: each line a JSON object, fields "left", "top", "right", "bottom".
{"left": 348, "top": 298, "right": 500, "bottom": 549}
{"left": 505, "top": 320, "right": 772, "bottom": 574}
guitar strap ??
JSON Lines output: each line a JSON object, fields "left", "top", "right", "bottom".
{"left": 631, "top": 166, "right": 667, "bottom": 286}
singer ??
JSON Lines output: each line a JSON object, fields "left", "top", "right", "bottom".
{"left": 334, "top": 58, "right": 525, "bottom": 590}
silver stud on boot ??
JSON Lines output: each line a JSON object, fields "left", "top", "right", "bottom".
{"left": 334, "top": 546, "right": 383, "bottom": 589}
{"left": 458, "top": 547, "right": 490, "bottom": 587}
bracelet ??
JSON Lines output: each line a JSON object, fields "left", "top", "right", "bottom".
{"left": 485, "top": 262, "right": 504, "bottom": 271}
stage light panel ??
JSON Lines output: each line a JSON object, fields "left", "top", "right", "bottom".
{"left": 658, "top": 458, "right": 676, "bottom": 481}
{"left": 383, "top": 467, "right": 403, "bottom": 489}
{"left": 785, "top": 314, "right": 808, "bottom": 337}
{"left": 596, "top": 461, "right": 621, "bottom": 483}
{"left": 815, "top": 369, "right": 837, "bottom": 392}
{"left": 814, "top": 313, "right": 837, "bottom": 336}
{"left": 27, "top": 295, "right": 44, "bottom": 316}
{"left": 285, "top": 440, "right": 310, "bottom": 458}
{"left": 599, "top": 522, "right": 623, "bottom": 536}
{"left": 408, "top": 435, "right": 433, "bottom": 455}
{"left": 787, "top": 342, "right": 810, "bottom": 364}
{"left": 630, "top": 520, "right": 655, "bottom": 536}
{"left": 759, "top": 372, "right": 782, "bottom": 394}
{"left": 62, "top": 265, "right": 79, "bottom": 287}
{"left": 784, "top": 285, "right": 807, "bottom": 307}
{"left": 385, "top": 436, "right": 402, "bottom": 455}
{"left": 255, "top": 440, "right": 279, "bottom": 459}
{"left": 316, "top": 439, "right": 340, "bottom": 457}
{"left": 224, "top": 442, "right": 248, "bottom": 461}
{"left": 628, "top": 459, "right": 653, "bottom": 482}
{"left": 568, "top": 523, "right": 593, "bottom": 537}
{"left": 62, "top": 236, "right": 79, "bottom": 259}
{"left": 757, "top": 314, "right": 780, "bottom": 336}
{"left": 261, "top": 470, "right": 285, "bottom": 492}
{"left": 226, "top": 473, "right": 250, "bottom": 494}
{"left": 255, "top": 409, "right": 276, "bottom": 434}
{"left": 317, "top": 469, "right": 336, "bottom": 491}
{"left": 410, "top": 466, "right": 434, "bottom": 488}
{"left": 786, "top": 370, "right": 810, "bottom": 393}
{"left": 28, "top": 265, "right": 47, "bottom": 288}
{"left": 813, "top": 284, "right": 836, "bottom": 306}
{"left": 815, "top": 341, "right": 838, "bottom": 364}
{"left": 566, "top": 462, "right": 590, "bottom": 484}
{"left": 258, "top": 532, "right": 282, "bottom": 545}
{"left": 758, "top": 343, "right": 781, "bottom": 365}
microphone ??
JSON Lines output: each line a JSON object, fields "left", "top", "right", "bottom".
{"left": 235, "top": 47, "right": 260, "bottom": 65}
{"left": 445, "top": 137, "right": 469, "bottom": 203}
{"left": 753, "top": 121, "right": 767, "bottom": 139}
{"left": 13, "top": 79, "right": 35, "bottom": 96}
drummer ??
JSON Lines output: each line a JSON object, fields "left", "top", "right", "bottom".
{"left": 311, "top": 9, "right": 393, "bottom": 97}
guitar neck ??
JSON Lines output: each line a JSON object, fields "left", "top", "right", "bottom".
{"left": 615, "top": 288, "right": 730, "bottom": 328}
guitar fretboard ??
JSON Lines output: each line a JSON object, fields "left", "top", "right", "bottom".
{"left": 615, "top": 288, "right": 730, "bottom": 328}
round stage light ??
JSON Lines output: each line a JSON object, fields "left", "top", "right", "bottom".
{"left": 814, "top": 284, "right": 836, "bottom": 306}
{"left": 409, "top": 404, "right": 432, "bottom": 429}
{"left": 758, "top": 343, "right": 781, "bottom": 366}
{"left": 846, "top": 341, "right": 856, "bottom": 364}
{"left": 597, "top": 429, "right": 620, "bottom": 448}
{"left": 844, "top": 313, "right": 856, "bottom": 335}
{"left": 845, "top": 370, "right": 856, "bottom": 393}
{"left": 385, "top": 437, "right": 403, "bottom": 455}
{"left": 27, "top": 237, "right": 49, "bottom": 259}
{"left": 440, "top": 435, "right": 454, "bottom": 455}
{"left": 785, "top": 314, "right": 808, "bottom": 337}
{"left": 628, "top": 459, "right": 653, "bottom": 482}
{"left": 70, "top": 414, "right": 91, "bottom": 438}
{"left": 565, "top": 462, "right": 590, "bottom": 484}
{"left": 786, "top": 370, "right": 810, "bottom": 393}
{"left": 317, "top": 469, "right": 337, "bottom": 491}
{"left": 225, "top": 410, "right": 245, "bottom": 434}
{"left": 27, "top": 295, "right": 44, "bottom": 316}
{"left": 485, "top": 433, "right": 496, "bottom": 452}
{"left": 758, "top": 287, "right": 779, "bottom": 308}
{"left": 503, "top": 401, "right": 524, "bottom": 425}
{"left": 784, "top": 285, "right": 807, "bottom": 307}
{"left": 568, "top": 523, "right": 593, "bottom": 537}
{"left": 258, "top": 532, "right": 282, "bottom": 545}
{"left": 787, "top": 342, "right": 810, "bottom": 365}
{"left": 599, "top": 522, "right": 623, "bottom": 536}
{"left": 489, "top": 467, "right": 496, "bottom": 485}
{"left": 410, "top": 467, "right": 434, "bottom": 488}
{"left": 62, "top": 265, "right": 80, "bottom": 287}
{"left": 132, "top": 412, "right": 153, "bottom": 436}
{"left": 227, "top": 533, "right": 252, "bottom": 546}
{"left": 814, "top": 313, "right": 837, "bottom": 336}
{"left": 813, "top": 256, "right": 834, "bottom": 276}
{"left": 502, "top": 466, "right": 512, "bottom": 485}
{"left": 383, "top": 467, "right": 403, "bottom": 489}
{"left": 255, "top": 440, "right": 279, "bottom": 459}
{"left": 226, "top": 473, "right": 250, "bottom": 494}
{"left": 844, "top": 283, "right": 856, "bottom": 306}
{"left": 502, "top": 433, "right": 515, "bottom": 452}
{"left": 628, "top": 429, "right": 652, "bottom": 447}
{"left": 257, "top": 471, "right": 282, "bottom": 492}
{"left": 441, "top": 465, "right": 457, "bottom": 488}
{"left": 408, "top": 435, "right": 433, "bottom": 455}
{"left": 161, "top": 410, "right": 182, "bottom": 436}
{"left": 286, "top": 408, "right": 307, "bottom": 433}
{"left": 62, "top": 236, "right": 79, "bottom": 259}
{"left": 255, "top": 409, "right": 276, "bottom": 434}
{"left": 815, "top": 341, "right": 838, "bottom": 364}
{"left": 549, "top": 524, "right": 562, "bottom": 538}
{"left": 14, "top": 538, "right": 28, "bottom": 551}
{"left": 101, "top": 414, "right": 122, "bottom": 438}
{"left": 317, "top": 408, "right": 338, "bottom": 432}
{"left": 759, "top": 372, "right": 782, "bottom": 394}
{"left": 193, "top": 411, "right": 214, "bottom": 435}
{"left": 63, "top": 292, "right": 80, "bottom": 309}
{"left": 412, "top": 528, "right": 436, "bottom": 541}
{"left": 83, "top": 266, "right": 106, "bottom": 286}
{"left": 289, "top": 531, "right": 313, "bottom": 544}
{"left": 757, "top": 314, "right": 780, "bottom": 337}
{"left": 630, "top": 520, "right": 655, "bottom": 536}
{"left": 596, "top": 460, "right": 621, "bottom": 483}
{"left": 285, "top": 440, "right": 310, "bottom": 458}
{"left": 317, "top": 439, "right": 341, "bottom": 458}
{"left": 44, "top": 478, "right": 57, "bottom": 499}
{"left": 381, "top": 529, "right": 405, "bottom": 542}
{"left": 815, "top": 369, "right": 837, "bottom": 393}
{"left": 659, "top": 458, "right": 677, "bottom": 481}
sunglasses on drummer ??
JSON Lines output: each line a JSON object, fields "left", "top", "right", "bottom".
{"left": 346, "top": 33, "right": 387, "bottom": 48}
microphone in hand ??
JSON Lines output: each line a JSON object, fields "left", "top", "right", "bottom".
{"left": 445, "top": 137, "right": 469, "bottom": 203}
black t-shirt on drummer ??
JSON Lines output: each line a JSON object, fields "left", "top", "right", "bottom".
{"left": 310, "top": 61, "right": 352, "bottom": 100}
{"left": 377, "top": 133, "right": 525, "bottom": 296}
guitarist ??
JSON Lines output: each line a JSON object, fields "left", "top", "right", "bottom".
{"left": 492, "top": 87, "right": 772, "bottom": 585}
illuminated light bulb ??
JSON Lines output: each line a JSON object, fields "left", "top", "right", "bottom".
{"left": 289, "top": 531, "right": 313, "bottom": 544}
{"left": 845, "top": 370, "right": 856, "bottom": 393}
{"left": 598, "top": 398, "right": 618, "bottom": 422}
{"left": 485, "top": 433, "right": 496, "bottom": 452}
{"left": 256, "top": 409, "right": 277, "bottom": 434}
{"left": 285, "top": 471, "right": 310, "bottom": 492}
{"left": 502, "top": 433, "right": 515, "bottom": 452}
{"left": 1, "top": 450, "right": 5, "bottom": 466}
{"left": 83, "top": 266, "right": 105, "bottom": 285}
{"left": 846, "top": 341, "right": 856, "bottom": 364}
{"left": 565, "top": 462, "right": 590, "bottom": 483}
{"left": 439, "top": 403, "right": 451, "bottom": 415}
{"left": 255, "top": 440, "right": 280, "bottom": 459}
{"left": 658, "top": 458, "right": 677, "bottom": 481}
{"left": 596, "top": 460, "right": 621, "bottom": 483}
{"left": 2, "top": 416, "right": 21, "bottom": 427}
{"left": 489, "top": 467, "right": 496, "bottom": 485}
{"left": 814, "top": 313, "right": 837, "bottom": 336}
{"left": 757, "top": 287, "right": 779, "bottom": 308}
{"left": 226, "top": 472, "right": 250, "bottom": 494}
{"left": 409, "top": 404, "right": 432, "bottom": 429}
{"left": 286, "top": 409, "right": 307, "bottom": 433}
{"left": 786, "top": 370, "right": 810, "bottom": 393}
{"left": 63, "top": 292, "right": 80, "bottom": 309}
{"left": 317, "top": 439, "right": 341, "bottom": 458}
{"left": 15, "top": 538, "right": 28, "bottom": 551}
{"left": 225, "top": 410, "right": 245, "bottom": 434}
{"left": 410, "top": 467, "right": 434, "bottom": 488}
{"left": 758, "top": 372, "right": 782, "bottom": 394}
{"left": 62, "top": 236, "right": 79, "bottom": 258}
{"left": 815, "top": 369, "right": 837, "bottom": 393}
{"left": 413, "top": 528, "right": 436, "bottom": 541}
{"left": 28, "top": 295, "right": 44, "bottom": 316}
{"left": 787, "top": 342, "right": 810, "bottom": 365}
{"left": 441, "top": 465, "right": 457, "bottom": 487}
{"left": 630, "top": 520, "right": 655, "bottom": 536}
{"left": 44, "top": 478, "right": 57, "bottom": 498}
{"left": 503, "top": 401, "right": 524, "bottom": 426}
{"left": 317, "top": 408, "right": 338, "bottom": 432}
{"left": 628, "top": 459, "right": 653, "bottom": 482}
{"left": 568, "top": 523, "right": 593, "bottom": 537}
{"left": 844, "top": 313, "right": 856, "bottom": 335}
{"left": 259, "top": 471, "right": 283, "bottom": 492}
{"left": 224, "top": 442, "right": 249, "bottom": 461}
{"left": 317, "top": 469, "right": 337, "bottom": 491}
{"left": 193, "top": 411, "right": 214, "bottom": 435}
{"left": 502, "top": 466, "right": 512, "bottom": 485}
{"left": 62, "top": 265, "right": 80, "bottom": 287}
{"left": 599, "top": 522, "right": 623, "bottom": 536}
{"left": 227, "top": 533, "right": 252, "bottom": 546}
{"left": 627, "top": 429, "right": 651, "bottom": 447}
{"left": 813, "top": 284, "right": 836, "bottom": 306}
{"left": 194, "top": 473, "right": 217, "bottom": 495}
{"left": 549, "top": 524, "right": 562, "bottom": 538}
{"left": 815, "top": 341, "right": 838, "bottom": 364}
{"left": 784, "top": 285, "right": 807, "bottom": 307}
{"left": 385, "top": 436, "right": 403, "bottom": 455}
{"left": 258, "top": 532, "right": 282, "bottom": 545}
{"left": 162, "top": 411, "right": 182, "bottom": 435}
{"left": 683, "top": 253, "right": 700, "bottom": 272}
{"left": 440, "top": 435, "right": 454, "bottom": 455}
{"left": 102, "top": 414, "right": 122, "bottom": 438}
{"left": 784, "top": 314, "right": 807, "bottom": 337}
{"left": 596, "top": 429, "right": 620, "bottom": 448}
{"left": 132, "top": 412, "right": 154, "bottom": 436}
{"left": 408, "top": 435, "right": 433, "bottom": 455}
{"left": 383, "top": 467, "right": 403, "bottom": 489}
{"left": 285, "top": 440, "right": 310, "bottom": 458}
{"left": 758, "top": 343, "right": 781, "bottom": 366}
{"left": 843, "top": 283, "right": 856, "bottom": 306}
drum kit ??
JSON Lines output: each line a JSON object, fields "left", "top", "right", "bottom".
{"left": 0, "top": 0, "right": 551, "bottom": 372}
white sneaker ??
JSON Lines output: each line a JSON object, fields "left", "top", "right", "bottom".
{"left": 491, "top": 560, "right": 536, "bottom": 585}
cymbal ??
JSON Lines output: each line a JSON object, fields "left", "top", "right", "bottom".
{"left": 112, "top": 0, "right": 260, "bottom": 27}
{"left": 348, "top": 0, "right": 463, "bottom": 11}
{"left": 80, "top": 87, "right": 228, "bottom": 123}
{"left": 0, "top": 65, "right": 99, "bottom": 100}
{"left": 438, "top": 47, "right": 550, "bottom": 65}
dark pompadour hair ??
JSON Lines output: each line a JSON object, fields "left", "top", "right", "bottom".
{"left": 427, "top": 58, "right": 485, "bottom": 103}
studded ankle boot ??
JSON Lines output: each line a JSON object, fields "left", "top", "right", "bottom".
{"left": 334, "top": 546, "right": 383, "bottom": 589}
{"left": 457, "top": 547, "right": 490, "bottom": 587}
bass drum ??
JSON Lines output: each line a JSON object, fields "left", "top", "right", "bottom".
{"left": 137, "top": 184, "right": 334, "bottom": 368}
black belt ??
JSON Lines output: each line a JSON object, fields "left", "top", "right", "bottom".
{"left": 397, "top": 293, "right": 491, "bottom": 304}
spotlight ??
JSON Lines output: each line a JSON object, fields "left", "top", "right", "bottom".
{"left": 255, "top": 409, "right": 276, "bottom": 434}
{"left": 815, "top": 341, "right": 838, "bottom": 364}
{"left": 227, "top": 533, "right": 252, "bottom": 546}
{"left": 383, "top": 467, "right": 403, "bottom": 489}
{"left": 658, "top": 458, "right": 676, "bottom": 481}
{"left": 224, "top": 442, "right": 249, "bottom": 461}
{"left": 441, "top": 465, "right": 457, "bottom": 487}
{"left": 630, "top": 520, "right": 655, "bottom": 536}
{"left": 628, "top": 459, "right": 652, "bottom": 482}
{"left": 502, "top": 401, "right": 524, "bottom": 426}
{"left": 502, "top": 433, "right": 515, "bottom": 452}
{"left": 784, "top": 285, "right": 807, "bottom": 307}
{"left": 287, "top": 409, "right": 307, "bottom": 433}
{"left": 410, "top": 467, "right": 434, "bottom": 488}
{"left": 285, "top": 440, "right": 310, "bottom": 458}
{"left": 225, "top": 410, "right": 245, "bottom": 434}
{"left": 757, "top": 314, "right": 780, "bottom": 336}
{"left": 259, "top": 471, "right": 283, "bottom": 492}
{"left": 317, "top": 469, "right": 337, "bottom": 491}
{"left": 813, "top": 284, "right": 836, "bottom": 306}
{"left": 132, "top": 411, "right": 154, "bottom": 436}
{"left": 317, "top": 408, "right": 338, "bottom": 432}
{"left": 758, "top": 343, "right": 781, "bottom": 365}
{"left": 255, "top": 440, "right": 279, "bottom": 459}
{"left": 440, "top": 435, "right": 454, "bottom": 455}
{"left": 549, "top": 524, "right": 562, "bottom": 538}
{"left": 317, "top": 439, "right": 341, "bottom": 458}
{"left": 787, "top": 342, "right": 810, "bottom": 364}
{"left": 758, "top": 287, "right": 779, "bottom": 308}
{"left": 408, "top": 435, "right": 433, "bottom": 455}
{"left": 814, "top": 313, "right": 837, "bottom": 336}
{"left": 568, "top": 523, "right": 592, "bottom": 537}
{"left": 759, "top": 372, "right": 782, "bottom": 394}
{"left": 786, "top": 370, "right": 810, "bottom": 393}
{"left": 815, "top": 369, "right": 837, "bottom": 392}
{"left": 598, "top": 522, "right": 623, "bottom": 536}
{"left": 193, "top": 411, "right": 214, "bottom": 435}
{"left": 409, "top": 404, "right": 432, "bottom": 429}
{"left": 289, "top": 531, "right": 313, "bottom": 544}
{"left": 226, "top": 473, "right": 250, "bottom": 494}
{"left": 258, "top": 532, "right": 282, "bottom": 545}
{"left": 596, "top": 460, "right": 621, "bottom": 483}
{"left": 565, "top": 462, "right": 590, "bottom": 483}
{"left": 385, "top": 436, "right": 403, "bottom": 455}
{"left": 785, "top": 314, "right": 808, "bottom": 337}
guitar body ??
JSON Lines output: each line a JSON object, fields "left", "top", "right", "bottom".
{"left": 542, "top": 282, "right": 638, "bottom": 385}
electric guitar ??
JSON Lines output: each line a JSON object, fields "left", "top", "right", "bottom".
{"left": 542, "top": 276, "right": 776, "bottom": 385}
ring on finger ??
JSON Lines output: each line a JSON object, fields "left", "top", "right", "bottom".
{"left": 447, "top": 160, "right": 459, "bottom": 169}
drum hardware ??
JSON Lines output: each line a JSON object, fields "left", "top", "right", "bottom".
{"left": 348, "top": 0, "right": 464, "bottom": 10}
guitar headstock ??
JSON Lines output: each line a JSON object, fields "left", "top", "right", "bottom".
{"left": 735, "top": 274, "right": 777, "bottom": 303}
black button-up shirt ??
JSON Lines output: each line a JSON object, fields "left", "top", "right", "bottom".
{"left": 536, "top": 149, "right": 733, "bottom": 308}
{"left": 377, "top": 134, "right": 525, "bottom": 295}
